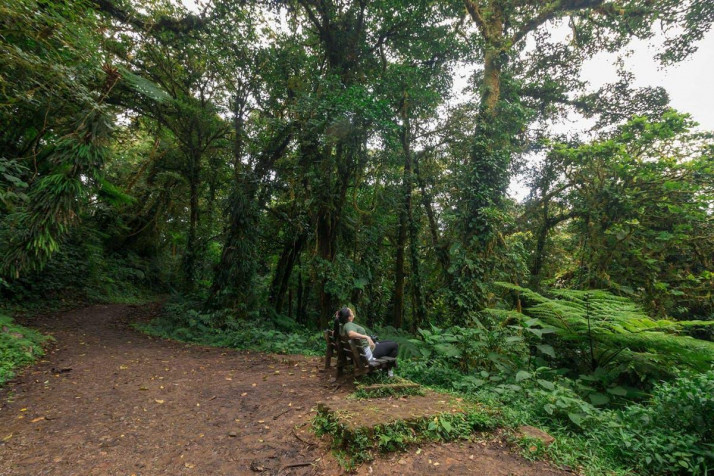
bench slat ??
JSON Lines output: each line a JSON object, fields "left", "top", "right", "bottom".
{"left": 325, "top": 329, "right": 397, "bottom": 378}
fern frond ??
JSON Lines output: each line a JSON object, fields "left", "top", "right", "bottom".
{"left": 493, "top": 283, "right": 714, "bottom": 373}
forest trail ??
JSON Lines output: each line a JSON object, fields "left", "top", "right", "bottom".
{"left": 0, "top": 304, "right": 571, "bottom": 476}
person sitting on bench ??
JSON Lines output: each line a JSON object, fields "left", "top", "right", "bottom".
{"left": 333, "top": 307, "right": 398, "bottom": 362}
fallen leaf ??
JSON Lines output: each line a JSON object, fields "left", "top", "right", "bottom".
{"left": 2, "top": 434, "right": 12, "bottom": 442}
{"left": 20, "top": 408, "right": 27, "bottom": 412}
{"left": 119, "top": 365, "right": 128, "bottom": 370}
{"left": 416, "top": 448, "right": 421, "bottom": 455}
{"left": 155, "top": 399, "right": 165, "bottom": 404}
{"left": 31, "top": 416, "right": 45, "bottom": 423}
{"left": 225, "top": 377, "right": 232, "bottom": 381}
{"left": 434, "top": 462, "right": 440, "bottom": 466}
{"left": 184, "top": 463, "right": 195, "bottom": 468}
{"left": 252, "top": 383, "right": 257, "bottom": 387}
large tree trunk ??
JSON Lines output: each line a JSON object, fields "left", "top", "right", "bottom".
{"left": 269, "top": 234, "right": 307, "bottom": 313}
{"left": 392, "top": 205, "right": 407, "bottom": 329}
{"left": 414, "top": 152, "right": 450, "bottom": 274}
{"left": 209, "top": 123, "right": 292, "bottom": 309}
{"left": 482, "top": 47, "right": 502, "bottom": 117}
{"left": 400, "top": 112, "right": 426, "bottom": 331}
{"left": 316, "top": 196, "right": 343, "bottom": 328}
{"left": 183, "top": 152, "right": 201, "bottom": 289}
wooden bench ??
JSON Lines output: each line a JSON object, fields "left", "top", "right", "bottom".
{"left": 324, "top": 330, "right": 396, "bottom": 378}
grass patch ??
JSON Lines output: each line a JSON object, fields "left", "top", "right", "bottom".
{"left": 0, "top": 314, "right": 51, "bottom": 387}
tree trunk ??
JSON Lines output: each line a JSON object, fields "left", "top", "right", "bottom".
{"left": 482, "top": 47, "right": 502, "bottom": 117}
{"left": 183, "top": 152, "right": 201, "bottom": 289}
{"left": 401, "top": 112, "right": 426, "bottom": 331}
{"left": 269, "top": 233, "right": 307, "bottom": 313}
{"left": 393, "top": 210, "right": 407, "bottom": 329}
{"left": 414, "top": 152, "right": 450, "bottom": 274}
{"left": 209, "top": 124, "right": 292, "bottom": 309}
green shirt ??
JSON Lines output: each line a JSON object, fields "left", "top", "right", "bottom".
{"left": 341, "top": 321, "right": 368, "bottom": 348}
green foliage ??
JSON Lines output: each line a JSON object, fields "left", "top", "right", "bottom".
{"left": 525, "top": 112, "right": 714, "bottom": 318}
{"left": 0, "top": 315, "right": 51, "bottom": 386}
{"left": 137, "top": 298, "right": 324, "bottom": 356}
{"left": 1, "top": 224, "right": 162, "bottom": 311}
{"left": 542, "top": 371, "right": 714, "bottom": 475}
{"left": 312, "top": 406, "right": 496, "bottom": 470}
{"left": 494, "top": 283, "right": 714, "bottom": 379}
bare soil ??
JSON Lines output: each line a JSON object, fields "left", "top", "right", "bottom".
{"left": 0, "top": 303, "right": 574, "bottom": 475}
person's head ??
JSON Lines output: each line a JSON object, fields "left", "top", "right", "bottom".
{"left": 336, "top": 307, "right": 353, "bottom": 324}
{"left": 332, "top": 306, "right": 352, "bottom": 336}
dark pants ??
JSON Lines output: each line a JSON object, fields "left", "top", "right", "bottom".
{"left": 373, "top": 340, "right": 398, "bottom": 359}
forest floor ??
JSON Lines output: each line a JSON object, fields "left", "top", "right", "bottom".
{"left": 0, "top": 303, "right": 573, "bottom": 476}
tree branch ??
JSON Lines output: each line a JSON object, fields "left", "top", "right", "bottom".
{"left": 463, "top": 0, "right": 488, "bottom": 37}
{"left": 93, "top": 0, "right": 208, "bottom": 34}
{"left": 295, "top": 0, "right": 325, "bottom": 35}
{"left": 510, "top": 0, "right": 606, "bottom": 46}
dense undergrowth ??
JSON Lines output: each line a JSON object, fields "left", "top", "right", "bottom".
{"left": 136, "top": 298, "right": 325, "bottom": 356}
{"left": 0, "top": 235, "right": 165, "bottom": 315}
{"left": 0, "top": 314, "right": 51, "bottom": 386}
{"left": 137, "top": 291, "right": 714, "bottom": 475}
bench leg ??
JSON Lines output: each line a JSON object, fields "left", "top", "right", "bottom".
{"left": 325, "top": 346, "right": 333, "bottom": 369}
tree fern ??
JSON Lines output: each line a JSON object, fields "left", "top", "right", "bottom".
{"left": 492, "top": 282, "right": 714, "bottom": 375}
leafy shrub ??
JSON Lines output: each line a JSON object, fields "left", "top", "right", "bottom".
{"left": 136, "top": 298, "right": 324, "bottom": 356}
{"left": 494, "top": 283, "right": 714, "bottom": 382}
{"left": 478, "top": 371, "right": 714, "bottom": 475}
{"left": 0, "top": 315, "right": 51, "bottom": 386}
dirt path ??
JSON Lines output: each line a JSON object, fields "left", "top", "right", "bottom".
{"left": 0, "top": 304, "right": 572, "bottom": 475}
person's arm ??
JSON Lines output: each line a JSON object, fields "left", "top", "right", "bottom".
{"left": 346, "top": 330, "right": 375, "bottom": 349}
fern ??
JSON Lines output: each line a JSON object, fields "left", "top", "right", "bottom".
{"left": 493, "top": 282, "right": 714, "bottom": 374}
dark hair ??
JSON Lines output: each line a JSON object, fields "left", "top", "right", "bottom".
{"left": 332, "top": 307, "right": 351, "bottom": 337}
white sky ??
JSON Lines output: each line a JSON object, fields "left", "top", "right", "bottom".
{"left": 508, "top": 29, "right": 714, "bottom": 200}
{"left": 580, "top": 30, "right": 714, "bottom": 131}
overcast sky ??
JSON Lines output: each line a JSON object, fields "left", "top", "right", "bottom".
{"left": 581, "top": 30, "right": 714, "bottom": 131}
{"left": 507, "top": 28, "right": 714, "bottom": 199}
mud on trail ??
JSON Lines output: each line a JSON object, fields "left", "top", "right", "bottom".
{"left": 0, "top": 304, "right": 571, "bottom": 475}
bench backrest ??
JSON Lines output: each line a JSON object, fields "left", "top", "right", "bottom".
{"left": 325, "top": 329, "right": 374, "bottom": 377}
